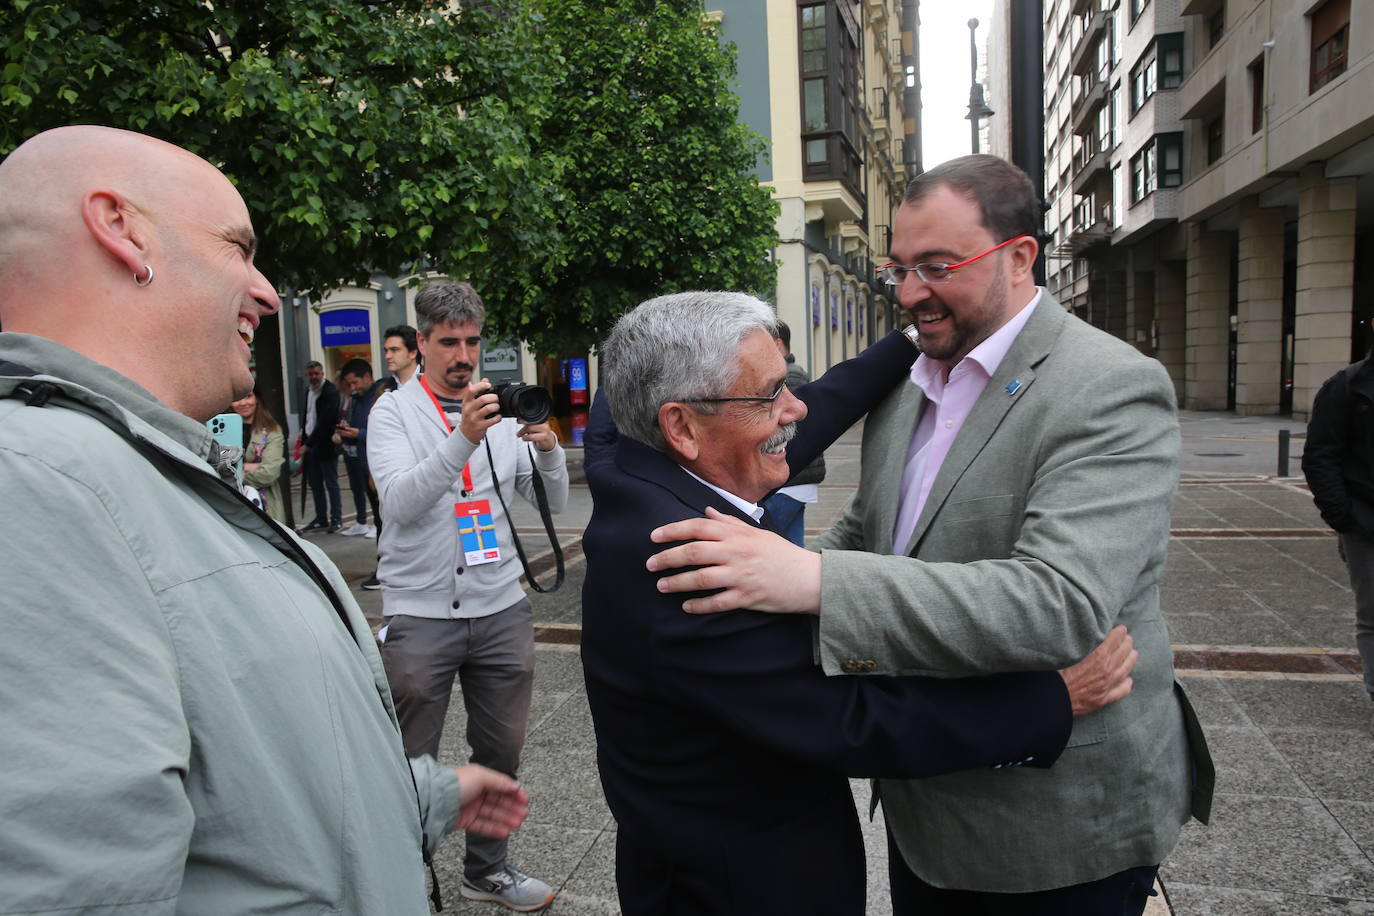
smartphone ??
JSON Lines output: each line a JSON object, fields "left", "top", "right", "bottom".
{"left": 206, "top": 412, "right": 244, "bottom": 485}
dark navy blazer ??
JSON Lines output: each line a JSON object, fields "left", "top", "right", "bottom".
{"left": 581, "top": 332, "right": 1074, "bottom": 915}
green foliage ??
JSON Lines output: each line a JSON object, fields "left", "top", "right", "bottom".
{"left": 497, "top": 0, "right": 779, "bottom": 356}
{"left": 1, "top": 0, "right": 778, "bottom": 357}
{"left": 0, "top": 0, "right": 562, "bottom": 299}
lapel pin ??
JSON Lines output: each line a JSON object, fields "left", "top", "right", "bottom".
{"left": 1004, "top": 379, "right": 1022, "bottom": 395}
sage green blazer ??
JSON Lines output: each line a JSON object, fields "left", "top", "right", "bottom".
{"left": 815, "top": 295, "right": 1212, "bottom": 893}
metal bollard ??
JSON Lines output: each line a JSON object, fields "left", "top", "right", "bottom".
{"left": 1277, "top": 429, "right": 1291, "bottom": 477}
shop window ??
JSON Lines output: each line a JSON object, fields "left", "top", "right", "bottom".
{"left": 1310, "top": 0, "right": 1350, "bottom": 93}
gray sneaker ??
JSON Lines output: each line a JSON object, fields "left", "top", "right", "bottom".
{"left": 460, "top": 864, "right": 554, "bottom": 912}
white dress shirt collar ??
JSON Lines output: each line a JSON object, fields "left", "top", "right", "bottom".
{"left": 680, "top": 467, "right": 766, "bottom": 523}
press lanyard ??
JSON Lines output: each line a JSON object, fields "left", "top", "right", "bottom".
{"left": 419, "top": 375, "right": 475, "bottom": 494}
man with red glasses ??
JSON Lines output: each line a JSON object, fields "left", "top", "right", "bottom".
{"left": 646, "top": 155, "right": 1213, "bottom": 914}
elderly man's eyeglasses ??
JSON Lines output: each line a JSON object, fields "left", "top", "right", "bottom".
{"left": 679, "top": 381, "right": 788, "bottom": 416}
{"left": 877, "top": 234, "right": 1029, "bottom": 287}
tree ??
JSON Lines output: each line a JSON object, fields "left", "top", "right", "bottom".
{"left": 490, "top": 0, "right": 779, "bottom": 357}
{"left": 2, "top": 0, "right": 778, "bottom": 359}
{"left": 0, "top": 0, "right": 563, "bottom": 299}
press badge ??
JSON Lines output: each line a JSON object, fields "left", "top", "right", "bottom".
{"left": 455, "top": 500, "right": 501, "bottom": 565}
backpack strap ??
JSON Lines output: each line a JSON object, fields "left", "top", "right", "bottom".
{"left": 0, "top": 360, "right": 61, "bottom": 407}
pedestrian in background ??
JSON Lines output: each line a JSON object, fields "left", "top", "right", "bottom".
{"left": 232, "top": 383, "right": 287, "bottom": 525}
{"left": 338, "top": 358, "right": 383, "bottom": 538}
{"left": 1302, "top": 324, "right": 1374, "bottom": 730}
{"left": 299, "top": 359, "right": 343, "bottom": 533}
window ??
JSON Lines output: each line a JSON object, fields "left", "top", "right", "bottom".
{"left": 1206, "top": 115, "right": 1224, "bottom": 164}
{"left": 1208, "top": 4, "right": 1225, "bottom": 50}
{"left": 797, "top": 0, "right": 863, "bottom": 193}
{"left": 1130, "top": 0, "right": 1149, "bottom": 24}
{"left": 1109, "top": 9, "right": 1120, "bottom": 67}
{"left": 800, "top": 3, "right": 828, "bottom": 160}
{"left": 1074, "top": 194, "right": 1095, "bottom": 231}
{"left": 1111, "top": 164, "right": 1123, "bottom": 228}
{"left": 1129, "top": 134, "right": 1183, "bottom": 202}
{"left": 1129, "top": 34, "right": 1183, "bottom": 112}
{"left": 1096, "top": 83, "right": 1120, "bottom": 152}
{"left": 1130, "top": 48, "right": 1157, "bottom": 112}
{"left": 1130, "top": 144, "right": 1155, "bottom": 202}
{"left": 1108, "top": 82, "right": 1120, "bottom": 148}
{"left": 1249, "top": 57, "right": 1265, "bottom": 133}
{"left": 1310, "top": 0, "right": 1350, "bottom": 93}
{"left": 1158, "top": 34, "right": 1184, "bottom": 89}
{"left": 1159, "top": 133, "right": 1183, "bottom": 186}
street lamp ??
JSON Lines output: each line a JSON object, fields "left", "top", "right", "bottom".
{"left": 965, "top": 18, "right": 995, "bottom": 154}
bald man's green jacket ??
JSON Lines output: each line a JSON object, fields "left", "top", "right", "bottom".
{"left": 0, "top": 333, "right": 458, "bottom": 914}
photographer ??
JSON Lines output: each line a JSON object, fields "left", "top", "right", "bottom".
{"left": 367, "top": 281, "right": 568, "bottom": 913}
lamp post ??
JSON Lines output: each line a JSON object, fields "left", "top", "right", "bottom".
{"left": 965, "top": 18, "right": 994, "bottom": 154}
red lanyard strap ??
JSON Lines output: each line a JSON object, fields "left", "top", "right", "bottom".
{"left": 419, "top": 376, "right": 475, "bottom": 494}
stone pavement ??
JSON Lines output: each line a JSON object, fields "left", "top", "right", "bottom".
{"left": 303, "top": 409, "right": 1372, "bottom": 915}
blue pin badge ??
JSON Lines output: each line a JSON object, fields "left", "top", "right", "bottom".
{"left": 1004, "top": 379, "right": 1022, "bottom": 396}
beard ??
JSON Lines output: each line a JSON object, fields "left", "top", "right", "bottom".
{"left": 907, "top": 258, "right": 1008, "bottom": 365}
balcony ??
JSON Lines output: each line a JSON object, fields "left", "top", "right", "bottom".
{"left": 1070, "top": 79, "right": 1107, "bottom": 134}
{"left": 1069, "top": 217, "right": 1112, "bottom": 254}
{"left": 1072, "top": 148, "right": 1111, "bottom": 194}
{"left": 1180, "top": 0, "right": 1222, "bottom": 16}
{"left": 1069, "top": 11, "right": 1107, "bottom": 76}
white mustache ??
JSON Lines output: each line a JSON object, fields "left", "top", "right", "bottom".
{"left": 762, "top": 422, "right": 797, "bottom": 455}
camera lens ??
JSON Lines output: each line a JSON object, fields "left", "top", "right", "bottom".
{"left": 492, "top": 381, "right": 553, "bottom": 425}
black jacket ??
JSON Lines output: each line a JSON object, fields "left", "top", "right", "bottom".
{"left": 347, "top": 378, "right": 389, "bottom": 464}
{"left": 781, "top": 355, "right": 826, "bottom": 487}
{"left": 581, "top": 332, "right": 1071, "bottom": 916}
{"left": 300, "top": 379, "right": 341, "bottom": 457}
{"left": 1302, "top": 354, "right": 1374, "bottom": 536}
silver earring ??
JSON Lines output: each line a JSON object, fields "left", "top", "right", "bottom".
{"left": 134, "top": 265, "right": 154, "bottom": 287}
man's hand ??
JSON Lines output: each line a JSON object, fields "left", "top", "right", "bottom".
{"left": 646, "top": 507, "right": 822, "bottom": 614}
{"left": 458, "top": 378, "right": 502, "bottom": 445}
{"left": 518, "top": 422, "right": 558, "bottom": 452}
{"left": 1059, "top": 626, "right": 1137, "bottom": 717}
{"left": 336, "top": 423, "right": 359, "bottom": 441}
{"left": 454, "top": 764, "right": 530, "bottom": 838}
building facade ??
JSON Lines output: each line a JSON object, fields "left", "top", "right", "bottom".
{"left": 710, "top": 0, "right": 921, "bottom": 374}
{"left": 988, "top": 0, "right": 1369, "bottom": 419}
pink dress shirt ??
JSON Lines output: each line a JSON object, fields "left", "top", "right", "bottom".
{"left": 890, "top": 290, "right": 1044, "bottom": 553}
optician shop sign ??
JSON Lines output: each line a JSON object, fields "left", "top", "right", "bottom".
{"left": 320, "top": 309, "right": 371, "bottom": 347}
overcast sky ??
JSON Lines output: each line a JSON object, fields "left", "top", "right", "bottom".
{"left": 920, "top": 0, "right": 996, "bottom": 169}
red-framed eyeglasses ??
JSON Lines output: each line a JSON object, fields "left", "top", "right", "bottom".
{"left": 877, "top": 234, "right": 1030, "bottom": 287}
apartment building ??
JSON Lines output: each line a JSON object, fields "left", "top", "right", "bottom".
{"left": 991, "top": 0, "right": 1370, "bottom": 418}
{"left": 710, "top": 0, "right": 921, "bottom": 374}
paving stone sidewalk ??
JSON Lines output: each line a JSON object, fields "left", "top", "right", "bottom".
{"left": 308, "top": 410, "right": 1371, "bottom": 915}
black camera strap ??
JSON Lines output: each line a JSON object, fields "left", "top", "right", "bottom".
{"left": 484, "top": 437, "right": 565, "bottom": 593}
